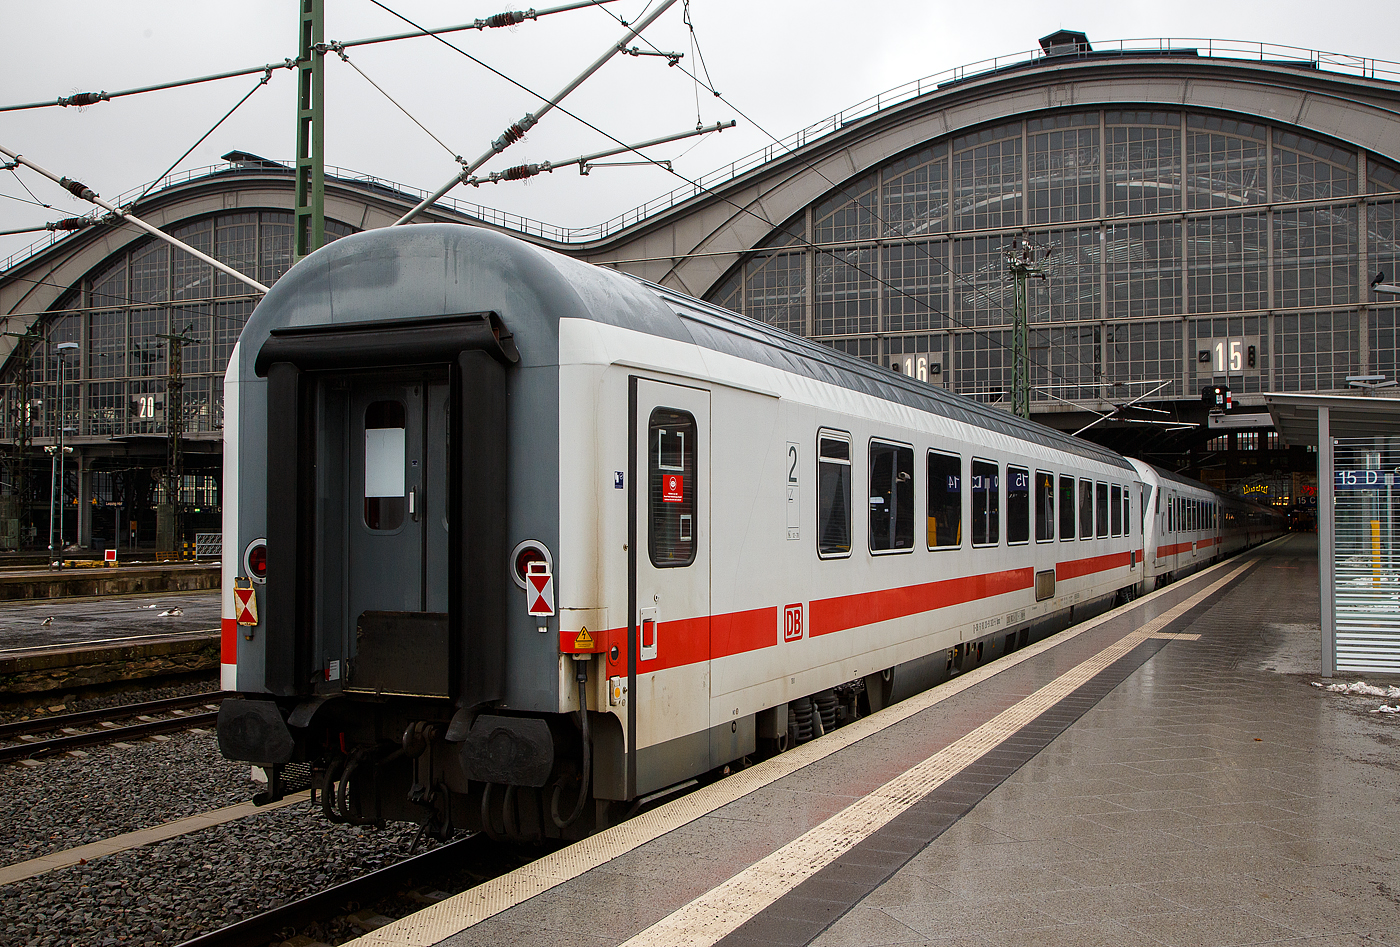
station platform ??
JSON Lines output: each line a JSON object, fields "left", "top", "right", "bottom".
{"left": 355, "top": 534, "right": 1400, "bottom": 947}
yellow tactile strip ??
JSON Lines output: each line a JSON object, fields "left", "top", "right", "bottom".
{"left": 355, "top": 556, "right": 1257, "bottom": 947}
{"left": 0, "top": 792, "right": 308, "bottom": 887}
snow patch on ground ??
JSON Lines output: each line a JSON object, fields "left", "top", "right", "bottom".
{"left": 1312, "top": 680, "right": 1400, "bottom": 715}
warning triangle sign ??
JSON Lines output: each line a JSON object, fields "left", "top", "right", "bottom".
{"left": 574, "top": 627, "right": 594, "bottom": 649}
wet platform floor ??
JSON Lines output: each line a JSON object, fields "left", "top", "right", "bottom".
{"left": 356, "top": 534, "right": 1400, "bottom": 947}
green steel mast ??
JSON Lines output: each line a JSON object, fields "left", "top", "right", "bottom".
{"left": 294, "top": 0, "right": 325, "bottom": 261}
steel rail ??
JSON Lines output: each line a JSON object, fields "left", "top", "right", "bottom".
{"left": 0, "top": 691, "right": 226, "bottom": 741}
{"left": 0, "top": 710, "right": 220, "bottom": 763}
{"left": 174, "top": 834, "right": 490, "bottom": 947}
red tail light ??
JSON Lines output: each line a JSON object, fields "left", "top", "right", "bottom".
{"left": 245, "top": 539, "right": 268, "bottom": 583}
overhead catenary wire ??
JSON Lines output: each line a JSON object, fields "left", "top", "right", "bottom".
{"left": 0, "top": 1, "right": 620, "bottom": 114}
{"left": 328, "top": 45, "right": 463, "bottom": 162}
{"left": 129, "top": 69, "right": 277, "bottom": 209}
{"left": 592, "top": 4, "right": 1104, "bottom": 396}
{"left": 464, "top": 121, "right": 734, "bottom": 185}
{"left": 0, "top": 145, "right": 269, "bottom": 295}
{"left": 387, "top": 0, "right": 683, "bottom": 225}
{"left": 362, "top": 0, "right": 1077, "bottom": 396}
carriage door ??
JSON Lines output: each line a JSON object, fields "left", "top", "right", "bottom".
{"left": 630, "top": 379, "right": 710, "bottom": 793}
{"left": 343, "top": 375, "right": 451, "bottom": 697}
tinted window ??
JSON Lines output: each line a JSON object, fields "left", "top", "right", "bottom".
{"left": 927, "top": 451, "right": 961, "bottom": 548}
{"left": 1036, "top": 471, "right": 1055, "bottom": 542}
{"left": 870, "top": 441, "right": 914, "bottom": 552}
{"left": 1079, "top": 478, "right": 1094, "bottom": 539}
{"left": 818, "top": 433, "right": 852, "bottom": 557}
{"left": 1111, "top": 484, "right": 1123, "bottom": 536}
{"left": 1096, "top": 482, "right": 1109, "bottom": 538}
{"left": 364, "top": 400, "right": 405, "bottom": 531}
{"left": 972, "top": 459, "right": 999, "bottom": 546}
{"left": 649, "top": 409, "right": 696, "bottom": 566}
{"left": 1059, "top": 475, "right": 1076, "bottom": 540}
{"left": 1007, "top": 466, "right": 1030, "bottom": 544}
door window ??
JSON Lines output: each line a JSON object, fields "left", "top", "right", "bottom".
{"left": 649, "top": 409, "right": 697, "bottom": 567}
{"left": 364, "top": 400, "right": 406, "bottom": 531}
{"left": 1079, "top": 478, "right": 1094, "bottom": 539}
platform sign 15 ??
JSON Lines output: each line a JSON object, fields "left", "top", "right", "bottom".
{"left": 1335, "top": 470, "right": 1395, "bottom": 490}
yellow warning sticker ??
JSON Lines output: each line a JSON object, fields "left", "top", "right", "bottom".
{"left": 574, "top": 627, "right": 594, "bottom": 649}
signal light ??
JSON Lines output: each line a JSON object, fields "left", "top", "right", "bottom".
{"left": 510, "top": 540, "right": 552, "bottom": 588}
{"left": 515, "top": 546, "right": 546, "bottom": 582}
{"left": 1247, "top": 345, "right": 1257, "bottom": 369}
{"left": 1201, "top": 385, "right": 1233, "bottom": 411}
{"left": 244, "top": 539, "right": 267, "bottom": 583}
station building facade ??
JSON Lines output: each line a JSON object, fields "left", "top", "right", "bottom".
{"left": 3, "top": 35, "right": 1399, "bottom": 549}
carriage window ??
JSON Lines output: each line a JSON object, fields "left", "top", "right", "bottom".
{"left": 649, "top": 409, "right": 697, "bottom": 567}
{"left": 927, "top": 450, "right": 962, "bottom": 549}
{"left": 1079, "top": 478, "right": 1093, "bottom": 539}
{"left": 1059, "top": 475, "right": 1076, "bottom": 540}
{"left": 870, "top": 441, "right": 914, "bottom": 553}
{"left": 972, "top": 459, "right": 999, "bottom": 546}
{"left": 818, "top": 431, "right": 852, "bottom": 558}
{"left": 1111, "top": 485, "right": 1123, "bottom": 536}
{"left": 1007, "top": 466, "right": 1030, "bottom": 544}
{"left": 1125, "top": 490, "right": 1133, "bottom": 535}
{"left": 364, "top": 400, "right": 406, "bottom": 531}
{"left": 1035, "top": 471, "right": 1055, "bottom": 542}
{"left": 1096, "top": 482, "right": 1109, "bottom": 538}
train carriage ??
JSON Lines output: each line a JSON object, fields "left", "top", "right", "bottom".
{"left": 216, "top": 225, "right": 1279, "bottom": 840}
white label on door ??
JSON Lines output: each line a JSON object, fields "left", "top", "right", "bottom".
{"left": 365, "top": 428, "right": 406, "bottom": 497}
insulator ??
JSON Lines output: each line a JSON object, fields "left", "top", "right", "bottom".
{"left": 501, "top": 164, "right": 535, "bottom": 181}
{"left": 485, "top": 11, "right": 526, "bottom": 28}
{"left": 59, "top": 177, "right": 95, "bottom": 201}
{"left": 57, "top": 91, "right": 109, "bottom": 108}
{"left": 48, "top": 218, "right": 92, "bottom": 231}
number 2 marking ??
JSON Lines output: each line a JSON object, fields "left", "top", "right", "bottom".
{"left": 788, "top": 445, "right": 798, "bottom": 484}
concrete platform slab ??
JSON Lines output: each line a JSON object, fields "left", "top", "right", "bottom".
{"left": 350, "top": 535, "right": 1400, "bottom": 947}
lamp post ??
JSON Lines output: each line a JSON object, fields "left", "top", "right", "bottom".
{"left": 47, "top": 341, "right": 78, "bottom": 568}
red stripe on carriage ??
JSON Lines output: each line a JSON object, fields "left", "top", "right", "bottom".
{"left": 808, "top": 567, "right": 1035, "bottom": 637}
{"left": 1056, "top": 550, "right": 1133, "bottom": 581}
{"left": 712, "top": 606, "right": 778, "bottom": 657}
{"left": 221, "top": 617, "right": 238, "bottom": 664}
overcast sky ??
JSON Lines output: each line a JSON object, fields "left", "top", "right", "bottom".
{"left": 4, "top": 0, "right": 1400, "bottom": 264}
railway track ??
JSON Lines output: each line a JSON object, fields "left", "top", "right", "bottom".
{"left": 176, "top": 834, "right": 498, "bottom": 947}
{"left": 0, "top": 691, "right": 226, "bottom": 763}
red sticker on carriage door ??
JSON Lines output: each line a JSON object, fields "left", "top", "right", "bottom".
{"left": 663, "top": 473, "right": 684, "bottom": 503}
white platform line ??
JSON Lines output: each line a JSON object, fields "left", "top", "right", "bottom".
{"left": 355, "top": 556, "right": 1258, "bottom": 947}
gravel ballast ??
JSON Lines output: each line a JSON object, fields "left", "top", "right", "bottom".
{"left": 1, "top": 803, "right": 428, "bottom": 947}
{"left": 0, "top": 728, "right": 252, "bottom": 862}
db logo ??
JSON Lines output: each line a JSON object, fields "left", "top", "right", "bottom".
{"left": 783, "top": 603, "right": 803, "bottom": 642}
{"left": 662, "top": 473, "right": 684, "bottom": 503}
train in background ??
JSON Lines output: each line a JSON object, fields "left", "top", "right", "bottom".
{"left": 216, "top": 226, "right": 1284, "bottom": 841}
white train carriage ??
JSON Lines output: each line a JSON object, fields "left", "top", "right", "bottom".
{"left": 215, "top": 225, "right": 1256, "bottom": 841}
